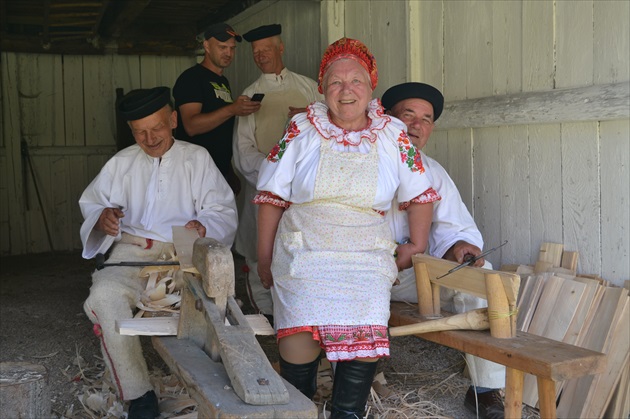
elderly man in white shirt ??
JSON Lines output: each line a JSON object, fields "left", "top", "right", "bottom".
{"left": 80, "top": 87, "right": 237, "bottom": 419}
{"left": 382, "top": 82, "right": 506, "bottom": 419}
{"left": 232, "top": 24, "right": 322, "bottom": 320}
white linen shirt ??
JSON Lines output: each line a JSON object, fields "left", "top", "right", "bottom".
{"left": 233, "top": 68, "right": 322, "bottom": 187}
{"left": 79, "top": 140, "right": 238, "bottom": 258}
{"left": 387, "top": 152, "right": 483, "bottom": 257}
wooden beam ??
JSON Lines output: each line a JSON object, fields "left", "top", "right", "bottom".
{"left": 437, "top": 81, "right": 630, "bottom": 130}
{"left": 102, "top": 0, "right": 151, "bottom": 38}
{"left": 116, "top": 317, "right": 179, "bottom": 336}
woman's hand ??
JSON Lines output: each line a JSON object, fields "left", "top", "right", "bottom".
{"left": 395, "top": 242, "right": 423, "bottom": 272}
{"left": 258, "top": 261, "right": 274, "bottom": 289}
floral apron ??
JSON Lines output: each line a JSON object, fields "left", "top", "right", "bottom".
{"left": 271, "top": 135, "right": 398, "bottom": 330}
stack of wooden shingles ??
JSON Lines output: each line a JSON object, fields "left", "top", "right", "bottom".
{"left": 501, "top": 242, "right": 629, "bottom": 418}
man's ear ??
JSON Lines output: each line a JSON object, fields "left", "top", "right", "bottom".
{"left": 385, "top": 109, "right": 392, "bottom": 116}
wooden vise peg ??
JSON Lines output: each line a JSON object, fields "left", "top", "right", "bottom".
{"left": 192, "top": 237, "right": 235, "bottom": 316}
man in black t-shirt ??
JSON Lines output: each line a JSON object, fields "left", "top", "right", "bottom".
{"left": 174, "top": 22, "right": 260, "bottom": 193}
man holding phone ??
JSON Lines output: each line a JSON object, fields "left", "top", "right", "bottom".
{"left": 232, "top": 24, "right": 322, "bottom": 320}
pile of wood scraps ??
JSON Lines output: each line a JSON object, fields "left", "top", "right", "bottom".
{"left": 501, "top": 242, "right": 630, "bottom": 418}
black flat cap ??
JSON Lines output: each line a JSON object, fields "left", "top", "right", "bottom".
{"left": 243, "top": 24, "right": 282, "bottom": 42}
{"left": 381, "top": 82, "right": 445, "bottom": 121}
{"left": 203, "top": 22, "right": 242, "bottom": 42}
{"left": 118, "top": 87, "right": 171, "bottom": 121}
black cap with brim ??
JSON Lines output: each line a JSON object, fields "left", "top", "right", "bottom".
{"left": 203, "top": 22, "right": 242, "bottom": 42}
{"left": 243, "top": 24, "right": 282, "bottom": 42}
{"left": 381, "top": 82, "right": 445, "bottom": 121}
{"left": 118, "top": 87, "right": 171, "bottom": 121}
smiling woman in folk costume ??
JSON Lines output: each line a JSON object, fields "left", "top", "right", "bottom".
{"left": 254, "top": 38, "right": 440, "bottom": 418}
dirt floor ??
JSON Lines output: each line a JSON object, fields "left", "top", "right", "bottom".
{"left": 0, "top": 251, "right": 539, "bottom": 418}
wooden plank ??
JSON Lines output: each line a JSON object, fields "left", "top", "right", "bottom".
{"left": 582, "top": 300, "right": 629, "bottom": 418}
{"left": 412, "top": 253, "right": 520, "bottom": 304}
{"left": 522, "top": 277, "right": 587, "bottom": 407}
{"left": 473, "top": 127, "right": 501, "bottom": 268}
{"left": 181, "top": 276, "right": 288, "bottom": 405}
{"left": 83, "top": 55, "right": 116, "bottom": 146}
{"left": 600, "top": 120, "right": 630, "bottom": 284}
{"left": 417, "top": 0, "right": 443, "bottom": 87}
{"left": 522, "top": 0, "right": 554, "bottom": 92}
{"left": 172, "top": 226, "right": 199, "bottom": 273}
{"left": 466, "top": 0, "right": 493, "bottom": 98}
{"left": 555, "top": 0, "right": 593, "bottom": 88}
{"left": 604, "top": 359, "right": 630, "bottom": 419}
{"left": 438, "top": 82, "right": 630, "bottom": 130}
{"left": 499, "top": 125, "right": 530, "bottom": 265}
{"left": 152, "top": 337, "right": 317, "bottom": 418}
{"left": 492, "top": 0, "right": 521, "bottom": 95}
{"left": 446, "top": 128, "right": 472, "bottom": 211}
{"left": 561, "top": 122, "right": 601, "bottom": 276}
{"left": 389, "top": 302, "right": 606, "bottom": 381}
{"left": 557, "top": 287, "right": 629, "bottom": 417}
{"left": 116, "top": 317, "right": 178, "bottom": 336}
{"left": 528, "top": 124, "right": 563, "bottom": 261}
{"left": 62, "top": 55, "right": 85, "bottom": 146}
{"left": 538, "top": 242, "right": 563, "bottom": 267}
{"left": 51, "top": 156, "right": 71, "bottom": 250}
{"left": 594, "top": 0, "right": 629, "bottom": 84}
{"left": 517, "top": 274, "right": 548, "bottom": 333}
{"left": 1, "top": 52, "right": 27, "bottom": 254}
{"left": 443, "top": 0, "right": 468, "bottom": 100}
{"left": 560, "top": 251, "right": 579, "bottom": 272}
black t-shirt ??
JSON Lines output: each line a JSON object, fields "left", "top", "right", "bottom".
{"left": 173, "top": 64, "right": 235, "bottom": 178}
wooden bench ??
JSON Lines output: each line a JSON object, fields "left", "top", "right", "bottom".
{"left": 389, "top": 254, "right": 607, "bottom": 418}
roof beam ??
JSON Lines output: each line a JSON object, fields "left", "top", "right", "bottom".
{"left": 103, "top": 0, "right": 151, "bottom": 38}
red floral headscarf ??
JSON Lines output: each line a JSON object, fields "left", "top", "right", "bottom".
{"left": 317, "top": 37, "right": 378, "bottom": 94}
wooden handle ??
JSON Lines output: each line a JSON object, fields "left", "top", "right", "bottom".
{"left": 389, "top": 308, "right": 489, "bottom": 337}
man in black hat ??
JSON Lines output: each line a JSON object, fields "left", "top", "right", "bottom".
{"left": 232, "top": 24, "right": 322, "bottom": 319}
{"left": 79, "top": 87, "right": 237, "bottom": 418}
{"left": 174, "top": 22, "right": 260, "bottom": 194}
{"left": 382, "top": 82, "right": 506, "bottom": 418}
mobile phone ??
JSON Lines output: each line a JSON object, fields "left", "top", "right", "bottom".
{"left": 251, "top": 93, "right": 265, "bottom": 102}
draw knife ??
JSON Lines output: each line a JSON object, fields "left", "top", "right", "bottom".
{"left": 435, "top": 240, "right": 508, "bottom": 279}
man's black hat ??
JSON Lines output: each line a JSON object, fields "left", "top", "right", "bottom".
{"left": 243, "top": 24, "right": 282, "bottom": 42}
{"left": 202, "top": 22, "right": 242, "bottom": 42}
{"left": 118, "top": 87, "right": 171, "bottom": 121}
{"left": 381, "top": 82, "right": 445, "bottom": 121}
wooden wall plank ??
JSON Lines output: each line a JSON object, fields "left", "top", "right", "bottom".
{"left": 111, "top": 55, "right": 141, "bottom": 95}
{"left": 522, "top": 0, "right": 554, "bottom": 91}
{"left": 25, "top": 155, "right": 52, "bottom": 253}
{"left": 465, "top": 0, "right": 493, "bottom": 98}
{"left": 444, "top": 0, "right": 468, "bottom": 100}
{"left": 62, "top": 55, "right": 85, "bottom": 147}
{"left": 51, "top": 156, "right": 71, "bottom": 250}
{"left": 418, "top": 0, "right": 443, "bottom": 88}
{"left": 473, "top": 127, "right": 502, "bottom": 266}
{"left": 561, "top": 122, "right": 600, "bottom": 275}
{"left": 600, "top": 120, "right": 630, "bottom": 281}
{"left": 1, "top": 52, "right": 26, "bottom": 254}
{"left": 83, "top": 55, "right": 116, "bottom": 146}
{"left": 69, "top": 155, "right": 88, "bottom": 250}
{"left": 556, "top": 1, "right": 594, "bottom": 88}
{"left": 528, "top": 124, "right": 563, "bottom": 263}
{"left": 594, "top": 0, "right": 630, "bottom": 84}
{"left": 492, "top": 0, "right": 522, "bottom": 95}
{"left": 499, "top": 125, "right": 531, "bottom": 265}
{"left": 0, "top": 154, "right": 9, "bottom": 253}
{"left": 16, "top": 54, "right": 64, "bottom": 147}
{"left": 446, "top": 129, "right": 473, "bottom": 212}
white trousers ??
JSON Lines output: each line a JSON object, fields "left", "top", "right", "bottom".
{"left": 390, "top": 264, "right": 506, "bottom": 389}
{"left": 83, "top": 240, "right": 174, "bottom": 400}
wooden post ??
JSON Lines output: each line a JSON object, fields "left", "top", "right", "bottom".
{"left": 192, "top": 237, "right": 234, "bottom": 316}
{"left": 414, "top": 262, "right": 435, "bottom": 317}
{"left": 485, "top": 273, "right": 514, "bottom": 338}
{"left": 504, "top": 367, "right": 524, "bottom": 419}
{"left": 0, "top": 362, "right": 51, "bottom": 418}
{"left": 431, "top": 283, "right": 441, "bottom": 315}
{"left": 537, "top": 377, "right": 558, "bottom": 418}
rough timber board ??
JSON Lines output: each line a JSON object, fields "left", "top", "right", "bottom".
{"left": 153, "top": 337, "right": 317, "bottom": 418}
{"left": 389, "top": 302, "right": 606, "bottom": 381}
{"left": 412, "top": 253, "right": 520, "bottom": 304}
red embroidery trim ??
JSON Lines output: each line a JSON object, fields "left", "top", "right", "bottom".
{"left": 144, "top": 238, "right": 153, "bottom": 249}
{"left": 399, "top": 187, "right": 441, "bottom": 210}
{"left": 253, "top": 191, "right": 291, "bottom": 208}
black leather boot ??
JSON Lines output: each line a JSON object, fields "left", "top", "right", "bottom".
{"left": 128, "top": 390, "right": 159, "bottom": 419}
{"left": 331, "top": 360, "right": 378, "bottom": 419}
{"left": 279, "top": 356, "right": 319, "bottom": 399}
